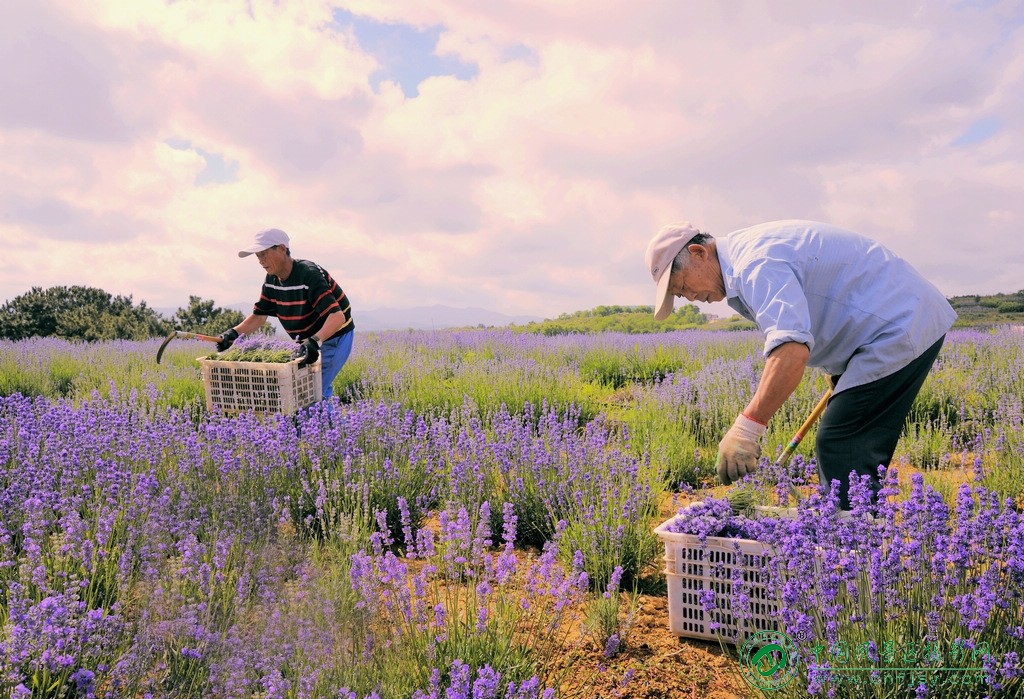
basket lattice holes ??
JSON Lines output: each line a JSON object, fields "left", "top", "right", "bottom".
{"left": 656, "top": 516, "right": 780, "bottom": 642}
{"left": 198, "top": 358, "right": 321, "bottom": 415}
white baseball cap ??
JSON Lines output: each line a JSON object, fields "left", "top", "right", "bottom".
{"left": 645, "top": 222, "right": 701, "bottom": 321}
{"left": 238, "top": 228, "right": 290, "bottom": 257}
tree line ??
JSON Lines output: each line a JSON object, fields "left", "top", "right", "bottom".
{"left": 948, "top": 290, "right": 1024, "bottom": 315}
{"left": 8, "top": 285, "right": 1016, "bottom": 342}
{"left": 0, "top": 286, "right": 245, "bottom": 341}
{"left": 1, "top": 286, "right": 713, "bottom": 341}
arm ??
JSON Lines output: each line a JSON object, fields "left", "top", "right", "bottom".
{"left": 234, "top": 314, "right": 268, "bottom": 335}
{"left": 216, "top": 313, "right": 268, "bottom": 351}
{"left": 716, "top": 341, "right": 809, "bottom": 485}
{"left": 295, "top": 312, "right": 349, "bottom": 368}
{"left": 743, "top": 341, "right": 810, "bottom": 424}
{"left": 312, "top": 312, "right": 349, "bottom": 343}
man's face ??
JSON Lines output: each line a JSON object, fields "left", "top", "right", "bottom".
{"left": 666, "top": 245, "right": 726, "bottom": 303}
{"left": 254, "top": 245, "right": 288, "bottom": 277}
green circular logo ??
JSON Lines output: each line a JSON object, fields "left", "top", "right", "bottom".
{"left": 739, "top": 630, "right": 799, "bottom": 691}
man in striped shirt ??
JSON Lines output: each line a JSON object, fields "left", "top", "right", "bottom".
{"left": 217, "top": 228, "right": 355, "bottom": 400}
{"left": 645, "top": 220, "right": 956, "bottom": 509}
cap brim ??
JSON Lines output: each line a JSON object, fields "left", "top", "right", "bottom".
{"left": 653, "top": 263, "right": 674, "bottom": 320}
{"left": 238, "top": 244, "right": 269, "bottom": 258}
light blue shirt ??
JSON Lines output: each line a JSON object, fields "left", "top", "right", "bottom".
{"left": 717, "top": 220, "right": 957, "bottom": 393}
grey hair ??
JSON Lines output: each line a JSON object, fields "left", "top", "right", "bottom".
{"left": 670, "top": 231, "right": 713, "bottom": 273}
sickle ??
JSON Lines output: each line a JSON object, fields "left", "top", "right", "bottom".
{"left": 155, "top": 330, "right": 222, "bottom": 364}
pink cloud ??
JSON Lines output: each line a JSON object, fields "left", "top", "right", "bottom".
{"left": 0, "top": 0, "right": 1021, "bottom": 316}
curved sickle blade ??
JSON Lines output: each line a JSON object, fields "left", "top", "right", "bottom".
{"left": 155, "top": 331, "right": 223, "bottom": 364}
{"left": 155, "top": 331, "right": 178, "bottom": 364}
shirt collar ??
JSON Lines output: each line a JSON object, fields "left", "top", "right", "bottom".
{"left": 716, "top": 236, "right": 757, "bottom": 320}
{"left": 716, "top": 235, "right": 739, "bottom": 297}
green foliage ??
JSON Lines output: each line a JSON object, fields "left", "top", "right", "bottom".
{"left": 583, "top": 576, "right": 640, "bottom": 659}
{"left": 339, "top": 332, "right": 607, "bottom": 425}
{"left": 2, "top": 324, "right": 1024, "bottom": 696}
{"left": 286, "top": 402, "right": 438, "bottom": 544}
{"left": 340, "top": 509, "right": 584, "bottom": 697}
{"left": 704, "top": 315, "right": 758, "bottom": 331}
{"left": 0, "top": 355, "right": 47, "bottom": 397}
{"left": 207, "top": 336, "right": 297, "bottom": 363}
{"left": 173, "top": 296, "right": 244, "bottom": 335}
{"left": 948, "top": 290, "right": 1024, "bottom": 326}
{"left": 3, "top": 326, "right": 1023, "bottom": 507}
{"left": 0, "top": 338, "right": 207, "bottom": 406}
{"left": 524, "top": 304, "right": 708, "bottom": 335}
{"left": 577, "top": 344, "right": 688, "bottom": 389}
{"left": 557, "top": 492, "right": 664, "bottom": 594}
{"left": 0, "top": 285, "right": 171, "bottom": 340}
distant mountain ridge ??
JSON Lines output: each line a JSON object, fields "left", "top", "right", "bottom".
{"left": 357, "top": 305, "right": 542, "bottom": 331}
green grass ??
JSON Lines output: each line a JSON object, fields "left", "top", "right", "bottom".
{"left": 2, "top": 327, "right": 1022, "bottom": 504}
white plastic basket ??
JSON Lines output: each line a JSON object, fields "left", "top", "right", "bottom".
{"left": 654, "top": 512, "right": 780, "bottom": 641}
{"left": 197, "top": 357, "right": 321, "bottom": 416}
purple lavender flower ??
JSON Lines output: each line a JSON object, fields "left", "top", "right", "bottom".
{"left": 603, "top": 633, "right": 621, "bottom": 659}
{"left": 663, "top": 498, "right": 762, "bottom": 541}
{"left": 1001, "top": 652, "right": 1021, "bottom": 682}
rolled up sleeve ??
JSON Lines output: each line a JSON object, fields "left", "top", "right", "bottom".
{"left": 740, "top": 261, "right": 816, "bottom": 356}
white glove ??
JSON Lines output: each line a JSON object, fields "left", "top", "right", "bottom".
{"left": 716, "top": 414, "right": 767, "bottom": 485}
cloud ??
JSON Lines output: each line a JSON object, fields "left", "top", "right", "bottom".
{"left": 0, "top": 192, "right": 148, "bottom": 242}
{"left": 0, "top": 3, "right": 131, "bottom": 141}
{"left": 1, "top": 0, "right": 1022, "bottom": 320}
{"left": 187, "top": 74, "right": 369, "bottom": 179}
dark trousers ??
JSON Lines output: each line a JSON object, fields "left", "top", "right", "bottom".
{"left": 815, "top": 336, "right": 946, "bottom": 510}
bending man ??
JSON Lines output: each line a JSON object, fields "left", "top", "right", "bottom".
{"left": 644, "top": 220, "right": 956, "bottom": 508}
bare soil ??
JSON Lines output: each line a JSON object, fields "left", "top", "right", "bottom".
{"left": 570, "top": 463, "right": 981, "bottom": 699}
{"left": 557, "top": 489, "right": 748, "bottom": 699}
{"left": 561, "top": 594, "right": 747, "bottom": 699}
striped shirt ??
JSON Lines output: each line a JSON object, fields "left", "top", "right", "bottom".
{"left": 717, "top": 220, "right": 956, "bottom": 393}
{"left": 253, "top": 259, "right": 354, "bottom": 341}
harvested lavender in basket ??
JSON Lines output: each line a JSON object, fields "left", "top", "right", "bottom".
{"left": 209, "top": 335, "right": 297, "bottom": 363}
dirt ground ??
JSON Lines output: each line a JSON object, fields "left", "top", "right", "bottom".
{"left": 561, "top": 593, "right": 748, "bottom": 699}
{"left": 558, "top": 490, "right": 749, "bottom": 699}
{"left": 562, "top": 464, "right": 984, "bottom": 699}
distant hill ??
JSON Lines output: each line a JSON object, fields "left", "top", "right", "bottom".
{"left": 152, "top": 291, "right": 1024, "bottom": 338}
{"left": 518, "top": 292, "right": 1024, "bottom": 336}
{"left": 948, "top": 291, "right": 1024, "bottom": 327}
{"left": 520, "top": 304, "right": 732, "bottom": 335}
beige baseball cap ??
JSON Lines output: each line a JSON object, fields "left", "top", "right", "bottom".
{"left": 645, "top": 223, "right": 701, "bottom": 321}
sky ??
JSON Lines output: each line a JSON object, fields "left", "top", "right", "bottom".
{"left": 1, "top": 0, "right": 1023, "bottom": 321}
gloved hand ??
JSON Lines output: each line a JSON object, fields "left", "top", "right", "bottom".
{"left": 295, "top": 337, "right": 320, "bottom": 368}
{"left": 716, "top": 413, "right": 767, "bottom": 485}
{"left": 216, "top": 328, "right": 239, "bottom": 352}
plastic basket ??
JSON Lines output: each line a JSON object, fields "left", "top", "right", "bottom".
{"left": 197, "top": 357, "right": 321, "bottom": 415}
{"left": 654, "top": 512, "right": 780, "bottom": 642}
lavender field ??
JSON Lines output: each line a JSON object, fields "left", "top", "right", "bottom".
{"left": 1, "top": 327, "right": 1023, "bottom": 698}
